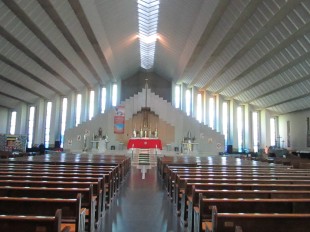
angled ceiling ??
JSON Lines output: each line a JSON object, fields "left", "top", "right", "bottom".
{"left": 0, "top": 0, "right": 309, "bottom": 115}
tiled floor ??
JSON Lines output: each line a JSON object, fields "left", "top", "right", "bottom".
{"left": 99, "top": 165, "right": 186, "bottom": 232}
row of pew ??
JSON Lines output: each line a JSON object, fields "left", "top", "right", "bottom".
{"left": 158, "top": 155, "right": 310, "bottom": 232}
{"left": 0, "top": 152, "right": 131, "bottom": 232}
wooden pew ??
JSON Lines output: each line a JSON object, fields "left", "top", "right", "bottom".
{"left": 174, "top": 178, "right": 310, "bottom": 222}
{"left": 186, "top": 187, "right": 310, "bottom": 232}
{"left": 0, "top": 194, "right": 85, "bottom": 232}
{"left": 166, "top": 168, "right": 310, "bottom": 201}
{"left": 0, "top": 178, "right": 103, "bottom": 224}
{"left": 0, "top": 153, "right": 131, "bottom": 231}
{"left": 0, "top": 209, "right": 69, "bottom": 232}
{"left": 158, "top": 155, "right": 291, "bottom": 179}
{"left": 197, "top": 205, "right": 310, "bottom": 232}
{"left": 0, "top": 162, "right": 120, "bottom": 204}
{"left": 0, "top": 153, "right": 131, "bottom": 186}
{"left": 194, "top": 195, "right": 310, "bottom": 232}
{"left": 160, "top": 156, "right": 310, "bottom": 232}
{"left": 0, "top": 175, "right": 108, "bottom": 216}
{"left": 0, "top": 153, "right": 130, "bottom": 179}
{"left": 0, "top": 185, "right": 96, "bottom": 232}
{"left": 176, "top": 175, "right": 310, "bottom": 209}
{"left": 163, "top": 160, "right": 308, "bottom": 184}
{"left": 178, "top": 181, "right": 310, "bottom": 220}
{"left": 168, "top": 169, "right": 310, "bottom": 197}
{"left": 0, "top": 169, "right": 113, "bottom": 209}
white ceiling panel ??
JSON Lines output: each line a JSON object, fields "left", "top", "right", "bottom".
{"left": 0, "top": 0, "right": 309, "bottom": 114}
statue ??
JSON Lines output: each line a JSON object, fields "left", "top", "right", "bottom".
{"left": 149, "top": 128, "right": 152, "bottom": 138}
{"left": 83, "top": 130, "right": 89, "bottom": 151}
{"left": 98, "top": 127, "right": 103, "bottom": 139}
{"left": 154, "top": 128, "right": 158, "bottom": 138}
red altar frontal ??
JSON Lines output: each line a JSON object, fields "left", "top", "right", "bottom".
{"left": 127, "top": 138, "right": 162, "bottom": 150}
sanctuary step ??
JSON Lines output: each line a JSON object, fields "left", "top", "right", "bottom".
{"left": 139, "top": 154, "right": 150, "bottom": 165}
{"left": 131, "top": 149, "right": 157, "bottom": 166}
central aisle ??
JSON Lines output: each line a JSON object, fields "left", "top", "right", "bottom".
{"left": 100, "top": 165, "right": 185, "bottom": 232}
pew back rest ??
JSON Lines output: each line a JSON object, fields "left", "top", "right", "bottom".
{"left": 211, "top": 206, "right": 310, "bottom": 232}
{"left": 0, "top": 208, "right": 63, "bottom": 232}
{"left": 0, "top": 194, "right": 82, "bottom": 231}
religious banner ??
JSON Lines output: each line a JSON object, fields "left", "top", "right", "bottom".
{"left": 114, "top": 106, "right": 125, "bottom": 134}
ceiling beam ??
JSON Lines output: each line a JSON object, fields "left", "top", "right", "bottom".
{"left": 235, "top": 54, "right": 310, "bottom": 102}
{"left": 37, "top": 0, "right": 103, "bottom": 85}
{"left": 266, "top": 92, "right": 310, "bottom": 109}
{"left": 188, "top": 0, "right": 261, "bottom": 88}
{"left": 68, "top": 0, "right": 114, "bottom": 81}
{"left": 202, "top": 0, "right": 303, "bottom": 90}
{"left": 0, "top": 53, "right": 63, "bottom": 96}
{"left": 181, "top": 0, "right": 230, "bottom": 85}
{"left": 0, "top": 74, "right": 47, "bottom": 99}
{"left": 3, "top": 0, "right": 92, "bottom": 89}
{"left": 0, "top": 104, "right": 13, "bottom": 110}
{"left": 0, "top": 26, "right": 75, "bottom": 93}
{"left": 0, "top": 92, "right": 32, "bottom": 104}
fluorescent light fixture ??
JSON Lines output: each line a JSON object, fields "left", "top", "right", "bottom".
{"left": 137, "top": 0, "right": 160, "bottom": 70}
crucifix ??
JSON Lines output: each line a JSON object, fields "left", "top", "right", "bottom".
{"left": 145, "top": 78, "right": 148, "bottom": 107}
{"left": 142, "top": 78, "right": 150, "bottom": 129}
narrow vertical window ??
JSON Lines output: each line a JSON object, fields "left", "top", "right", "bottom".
{"left": 209, "top": 97, "right": 215, "bottom": 129}
{"left": 270, "top": 117, "right": 276, "bottom": 146}
{"left": 252, "top": 111, "right": 259, "bottom": 152}
{"left": 60, "top": 98, "right": 67, "bottom": 148}
{"left": 45, "top": 102, "right": 52, "bottom": 148}
{"left": 76, "top": 94, "right": 82, "bottom": 126}
{"left": 89, "top": 90, "right": 95, "bottom": 120}
{"left": 185, "top": 89, "right": 191, "bottom": 116}
{"left": 287, "top": 121, "right": 291, "bottom": 147}
{"left": 10, "top": 111, "right": 17, "bottom": 135}
{"left": 175, "top": 85, "right": 180, "bottom": 109}
{"left": 101, "top": 87, "right": 107, "bottom": 113}
{"left": 27, "top": 106, "right": 35, "bottom": 148}
{"left": 196, "top": 93, "right": 202, "bottom": 123}
{"left": 222, "top": 102, "right": 228, "bottom": 146}
{"left": 112, "top": 84, "right": 117, "bottom": 107}
{"left": 237, "top": 106, "right": 243, "bottom": 152}
{"left": 307, "top": 117, "right": 310, "bottom": 147}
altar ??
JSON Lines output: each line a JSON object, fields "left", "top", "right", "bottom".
{"left": 127, "top": 138, "right": 162, "bottom": 150}
{"left": 91, "top": 139, "right": 108, "bottom": 152}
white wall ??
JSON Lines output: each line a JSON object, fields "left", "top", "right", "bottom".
{"left": 278, "top": 109, "right": 310, "bottom": 152}
{"left": 64, "top": 88, "right": 225, "bottom": 155}
{"left": 0, "top": 107, "right": 9, "bottom": 133}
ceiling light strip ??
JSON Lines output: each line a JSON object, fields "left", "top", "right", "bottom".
{"left": 137, "top": 0, "right": 160, "bottom": 70}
